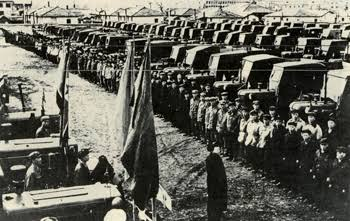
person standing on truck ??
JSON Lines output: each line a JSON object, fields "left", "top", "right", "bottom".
{"left": 35, "top": 116, "right": 51, "bottom": 138}
{"left": 25, "top": 151, "right": 44, "bottom": 191}
{"left": 74, "top": 149, "right": 91, "bottom": 186}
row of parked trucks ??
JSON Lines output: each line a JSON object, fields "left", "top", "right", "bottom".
{"left": 1, "top": 18, "right": 350, "bottom": 220}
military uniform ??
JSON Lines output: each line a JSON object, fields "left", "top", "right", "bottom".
{"left": 189, "top": 91, "right": 200, "bottom": 136}
{"left": 207, "top": 101, "right": 219, "bottom": 148}
{"left": 222, "top": 107, "right": 239, "bottom": 160}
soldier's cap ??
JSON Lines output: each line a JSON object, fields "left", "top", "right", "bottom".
{"left": 301, "top": 129, "right": 311, "bottom": 134}
{"left": 269, "top": 106, "right": 276, "bottom": 111}
{"left": 98, "top": 52, "right": 103, "bottom": 56}
{"left": 205, "top": 83, "right": 211, "bottom": 87}
{"left": 235, "top": 97, "right": 242, "bottom": 102}
{"left": 252, "top": 100, "right": 260, "bottom": 105}
{"left": 192, "top": 90, "right": 199, "bottom": 94}
{"left": 262, "top": 114, "right": 271, "bottom": 120}
{"left": 320, "top": 138, "right": 328, "bottom": 145}
{"left": 167, "top": 72, "right": 174, "bottom": 76}
{"left": 200, "top": 92, "right": 206, "bottom": 96}
{"left": 159, "top": 72, "right": 165, "bottom": 75}
{"left": 287, "top": 121, "right": 297, "bottom": 127}
{"left": 41, "top": 115, "right": 50, "bottom": 122}
{"left": 78, "top": 148, "right": 90, "bottom": 158}
{"left": 336, "top": 146, "right": 348, "bottom": 154}
{"left": 28, "top": 151, "right": 41, "bottom": 161}
{"left": 221, "top": 92, "right": 228, "bottom": 96}
{"left": 179, "top": 84, "right": 185, "bottom": 88}
{"left": 249, "top": 110, "right": 258, "bottom": 116}
{"left": 76, "top": 50, "right": 83, "bottom": 54}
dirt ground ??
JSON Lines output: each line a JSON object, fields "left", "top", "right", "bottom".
{"left": 1, "top": 42, "right": 343, "bottom": 221}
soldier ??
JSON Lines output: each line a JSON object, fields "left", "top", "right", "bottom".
{"left": 204, "top": 83, "right": 215, "bottom": 97}
{"left": 76, "top": 50, "right": 83, "bottom": 76}
{"left": 189, "top": 90, "right": 200, "bottom": 136}
{"left": 311, "top": 138, "right": 332, "bottom": 206}
{"left": 168, "top": 81, "right": 178, "bottom": 123}
{"left": 107, "top": 60, "right": 114, "bottom": 92}
{"left": 268, "top": 106, "right": 278, "bottom": 124}
{"left": 327, "top": 146, "right": 350, "bottom": 207}
{"left": 221, "top": 92, "right": 229, "bottom": 102}
{"left": 325, "top": 117, "right": 340, "bottom": 160}
{"left": 303, "top": 112, "right": 323, "bottom": 141}
{"left": 216, "top": 100, "right": 228, "bottom": 154}
{"left": 256, "top": 114, "right": 273, "bottom": 173}
{"left": 197, "top": 92, "right": 207, "bottom": 141}
{"left": 270, "top": 115, "right": 287, "bottom": 176}
{"left": 206, "top": 146, "right": 227, "bottom": 221}
{"left": 205, "top": 98, "right": 212, "bottom": 145}
{"left": 207, "top": 99, "right": 219, "bottom": 148}
{"left": 182, "top": 91, "right": 191, "bottom": 133}
{"left": 175, "top": 84, "right": 186, "bottom": 129}
{"left": 96, "top": 55, "right": 104, "bottom": 86}
{"left": 222, "top": 103, "right": 239, "bottom": 160}
{"left": 176, "top": 73, "right": 183, "bottom": 85}
{"left": 25, "top": 151, "right": 44, "bottom": 191}
{"left": 237, "top": 106, "right": 249, "bottom": 161}
{"left": 286, "top": 109, "right": 305, "bottom": 132}
{"left": 74, "top": 148, "right": 91, "bottom": 186}
{"left": 296, "top": 129, "right": 318, "bottom": 194}
{"left": 245, "top": 111, "right": 261, "bottom": 166}
{"left": 252, "top": 100, "right": 264, "bottom": 120}
{"left": 190, "top": 80, "right": 200, "bottom": 92}
{"left": 91, "top": 155, "right": 115, "bottom": 184}
{"left": 36, "top": 116, "right": 51, "bottom": 138}
{"left": 282, "top": 121, "right": 301, "bottom": 190}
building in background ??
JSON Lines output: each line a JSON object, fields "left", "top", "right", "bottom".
{"left": 27, "top": 5, "right": 92, "bottom": 24}
{"left": 264, "top": 8, "right": 336, "bottom": 24}
{"left": 225, "top": 2, "right": 272, "bottom": 21}
{"left": 204, "top": 0, "right": 251, "bottom": 8}
{"left": 198, "top": 7, "right": 240, "bottom": 22}
{"left": 0, "top": 0, "right": 32, "bottom": 23}
{"left": 109, "top": 6, "right": 164, "bottom": 24}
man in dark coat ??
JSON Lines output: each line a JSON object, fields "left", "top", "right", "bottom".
{"left": 74, "top": 149, "right": 91, "bottom": 186}
{"left": 206, "top": 146, "right": 227, "bottom": 221}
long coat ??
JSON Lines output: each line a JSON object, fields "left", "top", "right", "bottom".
{"left": 74, "top": 160, "right": 91, "bottom": 186}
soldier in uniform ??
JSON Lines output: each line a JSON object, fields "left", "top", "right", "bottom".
{"left": 303, "top": 112, "right": 323, "bottom": 141}
{"left": 327, "top": 146, "right": 350, "bottom": 210}
{"left": 286, "top": 109, "right": 306, "bottom": 132}
{"left": 325, "top": 117, "right": 340, "bottom": 160}
{"left": 223, "top": 103, "right": 239, "bottom": 160}
{"left": 168, "top": 81, "right": 178, "bottom": 124}
{"left": 197, "top": 92, "right": 207, "bottom": 142}
{"left": 245, "top": 111, "right": 261, "bottom": 166}
{"left": 25, "top": 151, "right": 44, "bottom": 191}
{"left": 204, "top": 83, "right": 215, "bottom": 97}
{"left": 237, "top": 106, "right": 249, "bottom": 161}
{"left": 271, "top": 115, "right": 287, "bottom": 176}
{"left": 206, "top": 146, "right": 227, "bottom": 221}
{"left": 268, "top": 106, "right": 278, "bottom": 125}
{"left": 91, "top": 155, "right": 115, "bottom": 184}
{"left": 256, "top": 114, "right": 273, "bottom": 172}
{"left": 207, "top": 99, "right": 219, "bottom": 148}
{"left": 104, "top": 60, "right": 113, "bottom": 92}
{"left": 182, "top": 91, "right": 191, "bottom": 134}
{"left": 216, "top": 100, "right": 228, "bottom": 154}
{"left": 296, "top": 129, "right": 318, "bottom": 194}
{"left": 221, "top": 92, "right": 229, "bottom": 102}
{"left": 252, "top": 100, "right": 264, "bottom": 120}
{"left": 282, "top": 121, "right": 301, "bottom": 190}
{"left": 311, "top": 138, "right": 332, "bottom": 206}
{"left": 36, "top": 116, "right": 51, "bottom": 138}
{"left": 175, "top": 84, "right": 186, "bottom": 129}
{"left": 189, "top": 90, "right": 200, "bottom": 137}
{"left": 74, "top": 149, "right": 91, "bottom": 186}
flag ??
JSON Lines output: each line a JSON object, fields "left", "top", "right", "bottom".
{"left": 121, "top": 40, "right": 159, "bottom": 211}
{"left": 56, "top": 46, "right": 69, "bottom": 145}
{"left": 113, "top": 40, "right": 135, "bottom": 152}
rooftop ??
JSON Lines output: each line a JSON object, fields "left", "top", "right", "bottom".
{"left": 198, "top": 7, "right": 241, "bottom": 18}
{"left": 266, "top": 8, "right": 332, "bottom": 17}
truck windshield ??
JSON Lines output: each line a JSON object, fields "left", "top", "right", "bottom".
{"left": 321, "top": 75, "right": 347, "bottom": 104}
{"left": 208, "top": 56, "right": 218, "bottom": 72}
{"left": 269, "top": 67, "right": 283, "bottom": 89}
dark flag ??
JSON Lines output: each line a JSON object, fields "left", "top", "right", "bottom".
{"left": 121, "top": 40, "right": 159, "bottom": 211}
{"left": 56, "top": 47, "right": 69, "bottom": 145}
{"left": 113, "top": 40, "right": 135, "bottom": 152}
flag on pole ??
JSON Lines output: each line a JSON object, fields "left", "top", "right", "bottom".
{"left": 56, "top": 46, "right": 69, "bottom": 146}
{"left": 121, "top": 39, "right": 159, "bottom": 211}
{"left": 113, "top": 40, "right": 135, "bottom": 152}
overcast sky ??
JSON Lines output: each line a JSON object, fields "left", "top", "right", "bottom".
{"left": 31, "top": 0, "right": 203, "bottom": 10}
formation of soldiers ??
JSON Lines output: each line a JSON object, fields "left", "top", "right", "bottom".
{"left": 150, "top": 69, "right": 350, "bottom": 213}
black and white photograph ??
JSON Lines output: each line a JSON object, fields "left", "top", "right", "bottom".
{"left": 0, "top": 0, "right": 349, "bottom": 220}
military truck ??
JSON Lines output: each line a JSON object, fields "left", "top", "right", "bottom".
{"left": 237, "top": 60, "right": 327, "bottom": 114}
{"left": 213, "top": 54, "right": 284, "bottom": 100}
